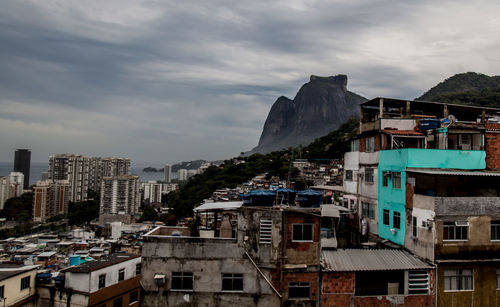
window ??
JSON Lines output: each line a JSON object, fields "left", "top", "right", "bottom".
{"left": 444, "top": 269, "right": 473, "bottom": 291}
{"left": 366, "top": 137, "right": 375, "bottom": 153}
{"left": 392, "top": 172, "right": 401, "bottom": 189}
{"left": 383, "top": 171, "right": 389, "bottom": 187}
{"left": 342, "top": 199, "right": 348, "bottom": 208}
{"left": 362, "top": 202, "right": 375, "bottom": 219}
{"left": 491, "top": 221, "right": 500, "bottom": 240}
{"left": 259, "top": 219, "right": 272, "bottom": 244}
{"left": 288, "top": 281, "right": 310, "bottom": 299}
{"left": 222, "top": 273, "right": 243, "bottom": 291}
{"left": 99, "top": 274, "right": 106, "bottom": 289}
{"left": 129, "top": 290, "right": 138, "bottom": 304}
{"left": 118, "top": 268, "right": 125, "bottom": 282}
{"left": 292, "top": 224, "right": 313, "bottom": 242}
{"left": 408, "top": 270, "right": 429, "bottom": 294}
{"left": 345, "top": 170, "right": 353, "bottom": 181}
{"left": 136, "top": 263, "right": 141, "bottom": 275}
{"left": 113, "top": 297, "right": 123, "bottom": 307}
{"left": 412, "top": 216, "right": 418, "bottom": 237}
{"left": 20, "top": 276, "right": 30, "bottom": 290}
{"left": 497, "top": 269, "right": 500, "bottom": 290}
{"left": 393, "top": 212, "right": 401, "bottom": 229}
{"left": 171, "top": 272, "right": 193, "bottom": 290}
{"left": 443, "top": 221, "right": 468, "bottom": 241}
{"left": 383, "top": 209, "right": 390, "bottom": 225}
{"left": 0, "top": 285, "right": 4, "bottom": 299}
{"left": 351, "top": 139, "right": 359, "bottom": 152}
{"left": 365, "top": 168, "right": 374, "bottom": 183}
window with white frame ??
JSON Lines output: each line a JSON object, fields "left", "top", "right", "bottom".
{"left": 392, "top": 172, "right": 401, "bottom": 189}
{"left": 362, "top": 202, "right": 375, "bottom": 219}
{"left": 443, "top": 221, "right": 468, "bottom": 241}
{"left": 444, "top": 269, "right": 473, "bottom": 291}
{"left": 171, "top": 272, "right": 194, "bottom": 290}
{"left": 288, "top": 281, "right": 310, "bottom": 299}
{"left": 366, "top": 137, "right": 375, "bottom": 153}
{"left": 118, "top": 268, "right": 125, "bottom": 282}
{"left": 491, "top": 221, "right": 500, "bottom": 241}
{"left": 259, "top": 219, "right": 272, "bottom": 244}
{"left": 351, "top": 139, "right": 360, "bottom": 152}
{"left": 365, "top": 168, "right": 374, "bottom": 183}
{"left": 408, "top": 270, "right": 429, "bottom": 294}
{"left": 292, "top": 224, "right": 313, "bottom": 242}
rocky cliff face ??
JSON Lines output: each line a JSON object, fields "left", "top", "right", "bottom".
{"left": 250, "top": 74, "right": 366, "bottom": 154}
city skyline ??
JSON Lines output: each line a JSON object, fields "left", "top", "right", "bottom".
{"left": 2, "top": 1, "right": 500, "bottom": 163}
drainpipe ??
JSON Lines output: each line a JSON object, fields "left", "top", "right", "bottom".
{"left": 245, "top": 252, "right": 282, "bottom": 299}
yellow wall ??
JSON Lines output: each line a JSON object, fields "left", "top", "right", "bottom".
{"left": 0, "top": 268, "right": 37, "bottom": 306}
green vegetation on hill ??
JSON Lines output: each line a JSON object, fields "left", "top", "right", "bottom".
{"left": 0, "top": 192, "right": 33, "bottom": 222}
{"left": 166, "top": 118, "right": 359, "bottom": 221}
{"left": 417, "top": 72, "right": 500, "bottom": 101}
{"left": 425, "top": 86, "right": 500, "bottom": 108}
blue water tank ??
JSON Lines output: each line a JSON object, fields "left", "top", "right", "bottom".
{"left": 69, "top": 255, "right": 81, "bottom": 266}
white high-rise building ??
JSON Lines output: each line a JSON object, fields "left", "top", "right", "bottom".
{"left": 48, "top": 154, "right": 131, "bottom": 202}
{"left": 0, "top": 177, "right": 10, "bottom": 209}
{"left": 142, "top": 181, "right": 178, "bottom": 203}
{"left": 178, "top": 169, "right": 188, "bottom": 181}
{"left": 164, "top": 164, "right": 172, "bottom": 183}
{"left": 9, "top": 172, "right": 24, "bottom": 197}
{"left": 99, "top": 175, "right": 140, "bottom": 224}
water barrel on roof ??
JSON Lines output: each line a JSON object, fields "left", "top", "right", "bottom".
{"left": 69, "top": 254, "right": 81, "bottom": 266}
{"left": 297, "top": 189, "right": 323, "bottom": 208}
{"left": 276, "top": 188, "right": 297, "bottom": 205}
{"left": 247, "top": 190, "right": 276, "bottom": 206}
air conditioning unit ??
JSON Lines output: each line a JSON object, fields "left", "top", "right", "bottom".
{"left": 154, "top": 274, "right": 166, "bottom": 287}
{"left": 421, "top": 220, "right": 432, "bottom": 229}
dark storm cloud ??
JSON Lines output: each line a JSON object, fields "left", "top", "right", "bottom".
{"left": 1, "top": 0, "right": 500, "bottom": 163}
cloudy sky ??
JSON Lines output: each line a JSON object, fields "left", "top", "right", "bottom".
{"left": 1, "top": 0, "right": 500, "bottom": 164}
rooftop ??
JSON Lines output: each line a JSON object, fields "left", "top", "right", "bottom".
{"left": 65, "top": 253, "right": 139, "bottom": 273}
{"left": 321, "top": 249, "right": 433, "bottom": 272}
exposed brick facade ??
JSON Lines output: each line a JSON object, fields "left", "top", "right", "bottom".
{"left": 284, "top": 272, "right": 319, "bottom": 302}
{"left": 321, "top": 270, "right": 435, "bottom": 307}
{"left": 359, "top": 135, "right": 381, "bottom": 152}
{"left": 485, "top": 123, "right": 500, "bottom": 170}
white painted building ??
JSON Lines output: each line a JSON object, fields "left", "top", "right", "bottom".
{"left": 9, "top": 172, "right": 24, "bottom": 197}
{"left": 178, "top": 169, "right": 188, "bottom": 181}
{"left": 0, "top": 176, "right": 10, "bottom": 209}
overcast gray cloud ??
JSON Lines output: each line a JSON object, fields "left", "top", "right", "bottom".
{"left": 1, "top": 0, "right": 500, "bottom": 164}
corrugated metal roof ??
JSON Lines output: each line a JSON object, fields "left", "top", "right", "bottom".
{"left": 193, "top": 201, "right": 243, "bottom": 212}
{"left": 406, "top": 168, "right": 500, "bottom": 176}
{"left": 321, "top": 249, "right": 433, "bottom": 272}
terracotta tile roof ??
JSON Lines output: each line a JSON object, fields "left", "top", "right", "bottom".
{"left": 383, "top": 129, "right": 424, "bottom": 136}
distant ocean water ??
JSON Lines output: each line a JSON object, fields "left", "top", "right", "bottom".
{"left": 0, "top": 162, "right": 176, "bottom": 185}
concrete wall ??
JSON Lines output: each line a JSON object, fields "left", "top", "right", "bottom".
{"left": 37, "top": 287, "right": 89, "bottom": 307}
{"left": 343, "top": 152, "right": 359, "bottom": 195}
{"left": 65, "top": 257, "right": 141, "bottom": 293}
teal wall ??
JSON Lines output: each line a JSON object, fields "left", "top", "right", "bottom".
{"left": 378, "top": 149, "right": 486, "bottom": 245}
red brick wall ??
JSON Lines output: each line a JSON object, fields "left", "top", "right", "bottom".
{"left": 286, "top": 215, "right": 320, "bottom": 249}
{"left": 322, "top": 294, "right": 351, "bottom": 306}
{"left": 284, "top": 272, "right": 319, "bottom": 301}
{"left": 322, "top": 272, "right": 355, "bottom": 293}
{"left": 485, "top": 124, "right": 500, "bottom": 170}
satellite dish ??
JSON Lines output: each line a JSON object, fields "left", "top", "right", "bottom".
{"left": 448, "top": 114, "right": 457, "bottom": 124}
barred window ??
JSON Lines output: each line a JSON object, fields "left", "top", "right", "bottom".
{"left": 491, "top": 221, "right": 500, "bottom": 240}
{"left": 20, "top": 276, "right": 30, "bottom": 291}
{"left": 362, "top": 202, "right": 375, "bottom": 219}
{"left": 392, "top": 172, "right": 401, "bottom": 189}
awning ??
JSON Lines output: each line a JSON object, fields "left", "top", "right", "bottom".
{"left": 193, "top": 201, "right": 243, "bottom": 212}
{"left": 407, "top": 168, "right": 500, "bottom": 177}
{"left": 321, "top": 204, "right": 349, "bottom": 218}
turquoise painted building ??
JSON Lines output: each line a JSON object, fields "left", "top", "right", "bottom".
{"left": 377, "top": 149, "right": 486, "bottom": 245}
